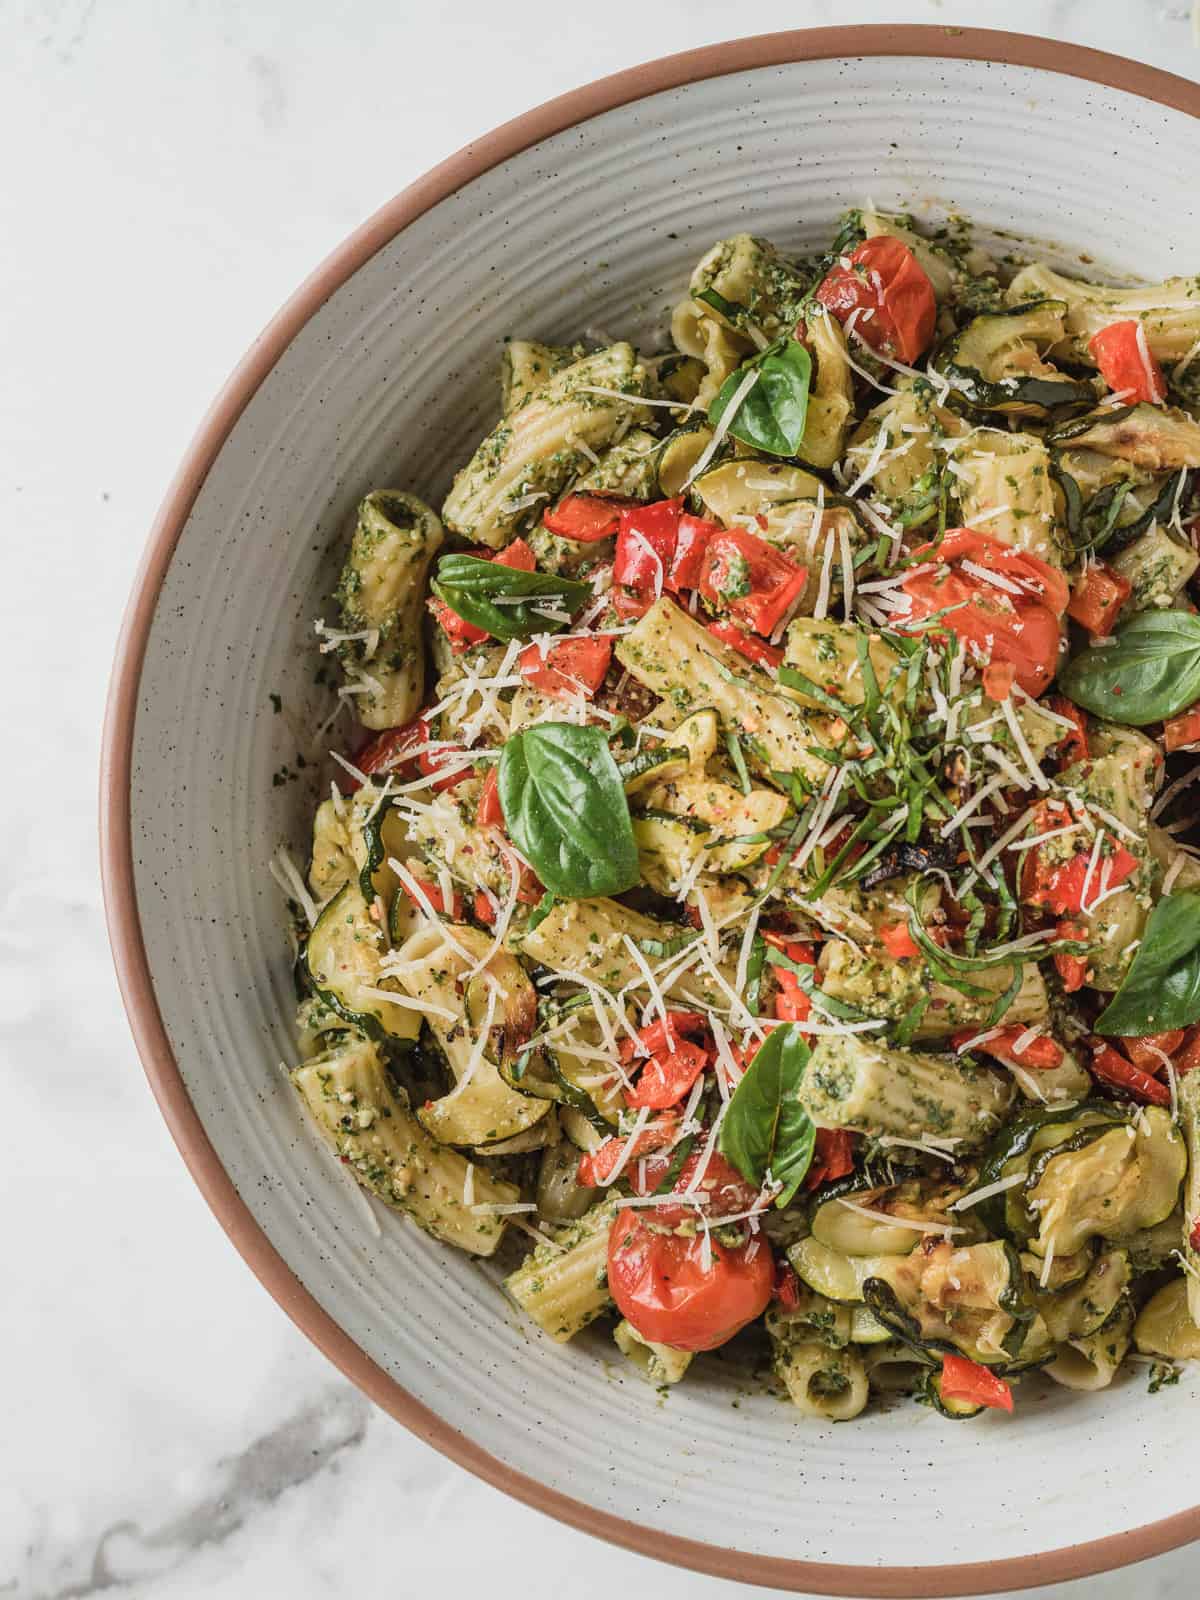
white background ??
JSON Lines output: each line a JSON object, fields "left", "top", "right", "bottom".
{"left": 3, "top": 1, "right": 1199, "bottom": 1596}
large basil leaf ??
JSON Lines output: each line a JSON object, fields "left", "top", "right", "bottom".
{"left": 1095, "top": 891, "right": 1200, "bottom": 1035}
{"left": 718, "top": 1023, "right": 815, "bottom": 1206}
{"left": 708, "top": 338, "right": 812, "bottom": 458}
{"left": 431, "top": 554, "right": 591, "bottom": 642}
{"left": 1058, "top": 611, "right": 1200, "bottom": 726}
{"left": 498, "top": 724, "right": 638, "bottom": 898}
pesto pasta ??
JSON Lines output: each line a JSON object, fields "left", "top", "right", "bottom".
{"left": 277, "top": 210, "right": 1200, "bottom": 1423}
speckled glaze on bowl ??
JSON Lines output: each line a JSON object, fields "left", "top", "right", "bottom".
{"left": 101, "top": 27, "right": 1200, "bottom": 1596}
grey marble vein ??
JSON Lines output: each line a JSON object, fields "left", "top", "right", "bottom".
{"left": 21, "top": 1390, "right": 367, "bottom": 1600}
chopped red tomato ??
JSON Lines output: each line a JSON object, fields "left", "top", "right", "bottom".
{"left": 668, "top": 514, "right": 718, "bottom": 591}
{"left": 813, "top": 236, "right": 937, "bottom": 365}
{"left": 576, "top": 1117, "right": 680, "bottom": 1187}
{"left": 879, "top": 920, "right": 920, "bottom": 961}
{"left": 707, "top": 619, "right": 784, "bottom": 671}
{"left": 1088, "top": 1042, "right": 1171, "bottom": 1107}
{"left": 1088, "top": 320, "right": 1167, "bottom": 405}
{"left": 629, "top": 1148, "right": 763, "bottom": 1225}
{"left": 1178, "top": 1027, "right": 1200, "bottom": 1078}
{"left": 430, "top": 538, "right": 537, "bottom": 649}
{"left": 1054, "top": 919, "right": 1090, "bottom": 993}
{"left": 1120, "top": 1030, "right": 1186, "bottom": 1073}
{"left": 608, "top": 588, "right": 655, "bottom": 621}
{"left": 518, "top": 635, "right": 612, "bottom": 699}
{"left": 1022, "top": 828, "right": 1139, "bottom": 917}
{"left": 350, "top": 717, "right": 426, "bottom": 789}
{"left": 1164, "top": 705, "right": 1200, "bottom": 753}
{"left": 402, "top": 877, "right": 464, "bottom": 921}
{"left": 1066, "top": 562, "right": 1131, "bottom": 638}
{"left": 900, "top": 529, "right": 1066, "bottom": 698}
{"left": 419, "top": 740, "right": 471, "bottom": 792}
{"left": 982, "top": 660, "right": 1016, "bottom": 701}
{"left": 607, "top": 1211, "right": 774, "bottom": 1351}
{"left": 543, "top": 493, "right": 627, "bottom": 541}
{"left": 476, "top": 766, "right": 503, "bottom": 828}
{"left": 763, "top": 935, "right": 816, "bottom": 1025}
{"left": 613, "top": 499, "right": 683, "bottom": 594}
{"left": 939, "top": 1354, "right": 1014, "bottom": 1414}
{"left": 952, "top": 1024, "right": 1063, "bottom": 1070}
{"left": 805, "top": 1128, "right": 857, "bottom": 1190}
{"left": 1045, "top": 696, "right": 1089, "bottom": 767}
{"left": 473, "top": 890, "right": 497, "bottom": 925}
{"left": 699, "top": 527, "right": 808, "bottom": 637}
{"left": 623, "top": 1041, "right": 709, "bottom": 1110}
{"left": 619, "top": 1011, "right": 709, "bottom": 1061}
{"left": 773, "top": 1262, "right": 802, "bottom": 1312}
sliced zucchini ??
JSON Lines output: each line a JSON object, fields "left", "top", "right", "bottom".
{"left": 617, "top": 745, "right": 691, "bottom": 797}
{"left": 1046, "top": 1301, "right": 1134, "bottom": 1391}
{"left": 304, "top": 883, "right": 421, "bottom": 1043}
{"left": 1034, "top": 1249, "right": 1130, "bottom": 1343}
{"left": 292, "top": 1035, "right": 517, "bottom": 1255}
{"left": 935, "top": 300, "right": 1092, "bottom": 413}
{"left": 655, "top": 420, "right": 717, "bottom": 497}
{"left": 691, "top": 459, "right": 824, "bottom": 525}
{"left": 811, "top": 1178, "right": 969, "bottom": 1257}
{"left": 974, "top": 1100, "right": 1127, "bottom": 1238}
{"left": 351, "top": 788, "right": 412, "bottom": 911}
{"left": 1134, "top": 1278, "right": 1200, "bottom": 1360}
{"left": 1019, "top": 1244, "right": 1093, "bottom": 1293}
{"left": 1023, "top": 1108, "right": 1185, "bottom": 1258}
{"left": 860, "top": 1238, "right": 1034, "bottom": 1365}
{"left": 1055, "top": 402, "right": 1200, "bottom": 471}
{"left": 919, "top": 1369, "right": 985, "bottom": 1420}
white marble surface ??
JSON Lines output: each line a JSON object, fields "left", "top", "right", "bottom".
{"left": 4, "top": 1, "right": 1199, "bottom": 1595}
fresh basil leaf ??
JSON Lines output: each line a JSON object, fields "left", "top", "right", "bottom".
{"left": 431, "top": 554, "right": 591, "bottom": 641}
{"left": 1095, "top": 891, "right": 1200, "bottom": 1035}
{"left": 1058, "top": 611, "right": 1200, "bottom": 726}
{"left": 718, "top": 1023, "right": 815, "bottom": 1206}
{"left": 708, "top": 338, "right": 812, "bottom": 458}
{"left": 498, "top": 724, "right": 638, "bottom": 899}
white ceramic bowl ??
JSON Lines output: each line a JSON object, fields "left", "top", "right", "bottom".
{"left": 102, "top": 27, "right": 1200, "bottom": 1595}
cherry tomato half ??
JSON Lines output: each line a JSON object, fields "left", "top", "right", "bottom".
{"left": 900, "top": 529, "right": 1065, "bottom": 699}
{"left": 814, "top": 237, "right": 937, "bottom": 365}
{"left": 629, "top": 1148, "right": 762, "bottom": 1225}
{"left": 607, "top": 1211, "right": 774, "bottom": 1351}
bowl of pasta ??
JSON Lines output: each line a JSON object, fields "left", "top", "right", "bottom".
{"left": 102, "top": 24, "right": 1200, "bottom": 1596}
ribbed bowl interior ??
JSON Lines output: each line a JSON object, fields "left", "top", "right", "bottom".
{"left": 127, "top": 50, "right": 1200, "bottom": 1580}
